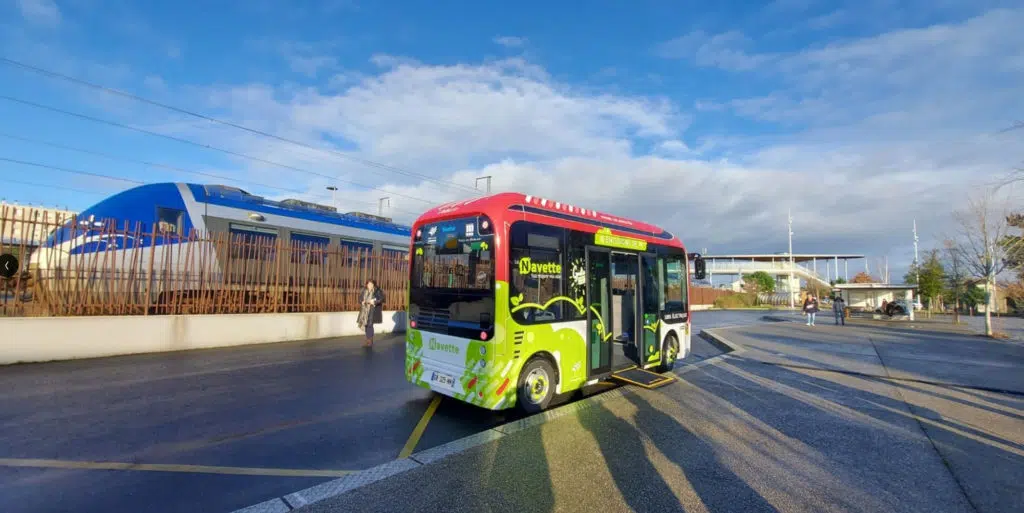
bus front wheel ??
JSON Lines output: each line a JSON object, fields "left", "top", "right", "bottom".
{"left": 658, "top": 333, "right": 680, "bottom": 373}
{"left": 517, "top": 358, "right": 556, "bottom": 413}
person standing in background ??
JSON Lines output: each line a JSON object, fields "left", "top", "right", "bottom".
{"left": 803, "top": 294, "right": 819, "bottom": 326}
{"left": 833, "top": 295, "right": 846, "bottom": 326}
{"left": 357, "top": 279, "right": 385, "bottom": 347}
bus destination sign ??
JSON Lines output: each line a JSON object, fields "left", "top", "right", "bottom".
{"left": 594, "top": 227, "right": 648, "bottom": 251}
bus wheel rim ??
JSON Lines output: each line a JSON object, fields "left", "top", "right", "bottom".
{"left": 525, "top": 368, "right": 549, "bottom": 403}
{"left": 667, "top": 339, "right": 678, "bottom": 360}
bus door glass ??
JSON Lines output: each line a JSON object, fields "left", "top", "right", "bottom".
{"left": 586, "top": 247, "right": 612, "bottom": 376}
{"left": 640, "top": 254, "right": 661, "bottom": 365}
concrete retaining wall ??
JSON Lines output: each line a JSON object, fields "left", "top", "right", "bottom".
{"left": 0, "top": 310, "right": 407, "bottom": 365}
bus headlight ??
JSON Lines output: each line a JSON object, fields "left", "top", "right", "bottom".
{"left": 479, "top": 346, "right": 486, "bottom": 356}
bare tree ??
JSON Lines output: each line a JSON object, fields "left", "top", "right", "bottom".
{"left": 949, "top": 191, "right": 1012, "bottom": 336}
{"left": 942, "top": 239, "right": 967, "bottom": 325}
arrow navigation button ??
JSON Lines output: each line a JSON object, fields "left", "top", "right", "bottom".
{"left": 0, "top": 254, "right": 19, "bottom": 279}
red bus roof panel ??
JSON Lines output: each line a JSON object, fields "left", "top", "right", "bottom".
{"left": 418, "top": 192, "right": 684, "bottom": 247}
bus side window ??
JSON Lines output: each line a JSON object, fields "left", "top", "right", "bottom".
{"left": 509, "top": 222, "right": 566, "bottom": 324}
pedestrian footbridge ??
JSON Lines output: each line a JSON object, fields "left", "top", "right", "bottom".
{"left": 688, "top": 254, "right": 865, "bottom": 300}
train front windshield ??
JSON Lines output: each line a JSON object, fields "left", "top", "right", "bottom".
{"left": 410, "top": 215, "right": 495, "bottom": 339}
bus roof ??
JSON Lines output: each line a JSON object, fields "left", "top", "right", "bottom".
{"left": 417, "top": 192, "right": 681, "bottom": 247}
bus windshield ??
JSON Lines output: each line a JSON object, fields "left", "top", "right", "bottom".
{"left": 409, "top": 215, "right": 495, "bottom": 338}
{"left": 411, "top": 217, "right": 494, "bottom": 290}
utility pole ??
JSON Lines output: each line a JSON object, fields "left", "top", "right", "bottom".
{"left": 378, "top": 197, "right": 391, "bottom": 217}
{"left": 475, "top": 176, "right": 492, "bottom": 194}
{"left": 788, "top": 209, "right": 794, "bottom": 308}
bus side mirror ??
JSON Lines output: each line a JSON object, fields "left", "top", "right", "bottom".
{"left": 692, "top": 255, "right": 706, "bottom": 280}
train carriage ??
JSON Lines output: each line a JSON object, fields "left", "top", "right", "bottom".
{"left": 28, "top": 183, "right": 413, "bottom": 312}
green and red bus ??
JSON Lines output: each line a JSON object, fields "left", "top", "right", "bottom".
{"left": 404, "top": 193, "right": 706, "bottom": 412}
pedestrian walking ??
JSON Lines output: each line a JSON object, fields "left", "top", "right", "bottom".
{"left": 803, "top": 294, "right": 819, "bottom": 326}
{"left": 833, "top": 295, "right": 846, "bottom": 326}
{"left": 357, "top": 279, "right": 385, "bottom": 347}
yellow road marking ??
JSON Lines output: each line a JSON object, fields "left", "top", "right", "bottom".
{"left": 399, "top": 394, "right": 442, "bottom": 459}
{"left": 0, "top": 458, "right": 354, "bottom": 478}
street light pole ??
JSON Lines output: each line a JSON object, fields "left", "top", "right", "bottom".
{"left": 914, "top": 219, "right": 921, "bottom": 309}
{"left": 788, "top": 209, "right": 794, "bottom": 308}
{"left": 325, "top": 186, "right": 337, "bottom": 209}
{"left": 475, "top": 176, "right": 492, "bottom": 194}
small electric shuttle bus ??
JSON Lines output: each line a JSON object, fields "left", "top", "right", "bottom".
{"left": 404, "top": 193, "right": 707, "bottom": 412}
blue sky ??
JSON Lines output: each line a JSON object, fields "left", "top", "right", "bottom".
{"left": 1, "top": 0, "right": 1022, "bottom": 280}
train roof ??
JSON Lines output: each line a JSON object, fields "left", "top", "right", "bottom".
{"left": 185, "top": 183, "right": 412, "bottom": 235}
{"left": 417, "top": 192, "right": 677, "bottom": 242}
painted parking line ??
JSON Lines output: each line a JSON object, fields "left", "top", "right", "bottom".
{"left": 398, "top": 394, "right": 442, "bottom": 459}
{"left": 0, "top": 458, "right": 354, "bottom": 478}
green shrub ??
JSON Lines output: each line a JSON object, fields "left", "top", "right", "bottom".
{"left": 713, "top": 292, "right": 758, "bottom": 309}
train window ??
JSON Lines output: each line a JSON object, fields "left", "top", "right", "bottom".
{"left": 291, "top": 232, "right": 330, "bottom": 264}
{"left": 340, "top": 239, "right": 373, "bottom": 268}
{"left": 156, "top": 207, "right": 184, "bottom": 235}
{"left": 229, "top": 223, "right": 278, "bottom": 260}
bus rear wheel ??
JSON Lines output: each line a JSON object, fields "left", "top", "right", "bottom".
{"left": 517, "top": 358, "right": 555, "bottom": 413}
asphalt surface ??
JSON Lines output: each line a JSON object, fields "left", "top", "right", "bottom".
{"left": 289, "top": 320, "right": 1024, "bottom": 513}
{"left": 0, "top": 310, "right": 767, "bottom": 513}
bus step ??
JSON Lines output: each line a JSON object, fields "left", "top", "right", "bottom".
{"left": 610, "top": 367, "right": 676, "bottom": 389}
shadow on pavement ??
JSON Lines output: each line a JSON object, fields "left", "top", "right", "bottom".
{"left": 620, "top": 393, "right": 782, "bottom": 513}
{"left": 577, "top": 402, "right": 687, "bottom": 513}
{"left": 695, "top": 357, "right": 1023, "bottom": 513}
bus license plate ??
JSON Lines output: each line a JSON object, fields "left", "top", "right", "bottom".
{"left": 430, "top": 371, "right": 455, "bottom": 387}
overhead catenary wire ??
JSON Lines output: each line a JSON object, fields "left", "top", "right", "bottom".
{"left": 0, "top": 94, "right": 438, "bottom": 206}
{"left": 0, "top": 156, "right": 145, "bottom": 185}
{"left": 0, "top": 56, "right": 485, "bottom": 196}
{"left": 0, "top": 176, "right": 111, "bottom": 197}
{"left": 0, "top": 131, "right": 424, "bottom": 217}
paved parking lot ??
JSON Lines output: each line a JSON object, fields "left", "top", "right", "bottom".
{"left": 286, "top": 321, "right": 1024, "bottom": 513}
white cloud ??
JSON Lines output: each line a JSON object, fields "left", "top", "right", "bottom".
{"left": 493, "top": 36, "right": 526, "bottom": 48}
{"left": 269, "top": 40, "right": 341, "bottom": 78}
{"left": 16, "top": 0, "right": 61, "bottom": 27}
{"left": 160, "top": 18, "right": 1019, "bottom": 278}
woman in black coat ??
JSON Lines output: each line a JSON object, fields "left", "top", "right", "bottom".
{"left": 357, "top": 279, "right": 385, "bottom": 347}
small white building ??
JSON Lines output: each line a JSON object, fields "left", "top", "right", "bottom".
{"left": 833, "top": 283, "right": 918, "bottom": 321}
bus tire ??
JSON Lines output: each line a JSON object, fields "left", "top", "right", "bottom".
{"left": 516, "top": 357, "right": 556, "bottom": 413}
{"left": 658, "top": 333, "right": 680, "bottom": 373}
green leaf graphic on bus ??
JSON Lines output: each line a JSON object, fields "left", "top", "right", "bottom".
{"left": 510, "top": 293, "right": 523, "bottom": 306}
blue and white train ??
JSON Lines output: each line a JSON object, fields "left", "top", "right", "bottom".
{"left": 30, "top": 183, "right": 414, "bottom": 303}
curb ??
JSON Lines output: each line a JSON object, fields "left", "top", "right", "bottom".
{"left": 232, "top": 330, "right": 743, "bottom": 512}
{"left": 760, "top": 314, "right": 801, "bottom": 323}
{"left": 698, "top": 328, "right": 745, "bottom": 357}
